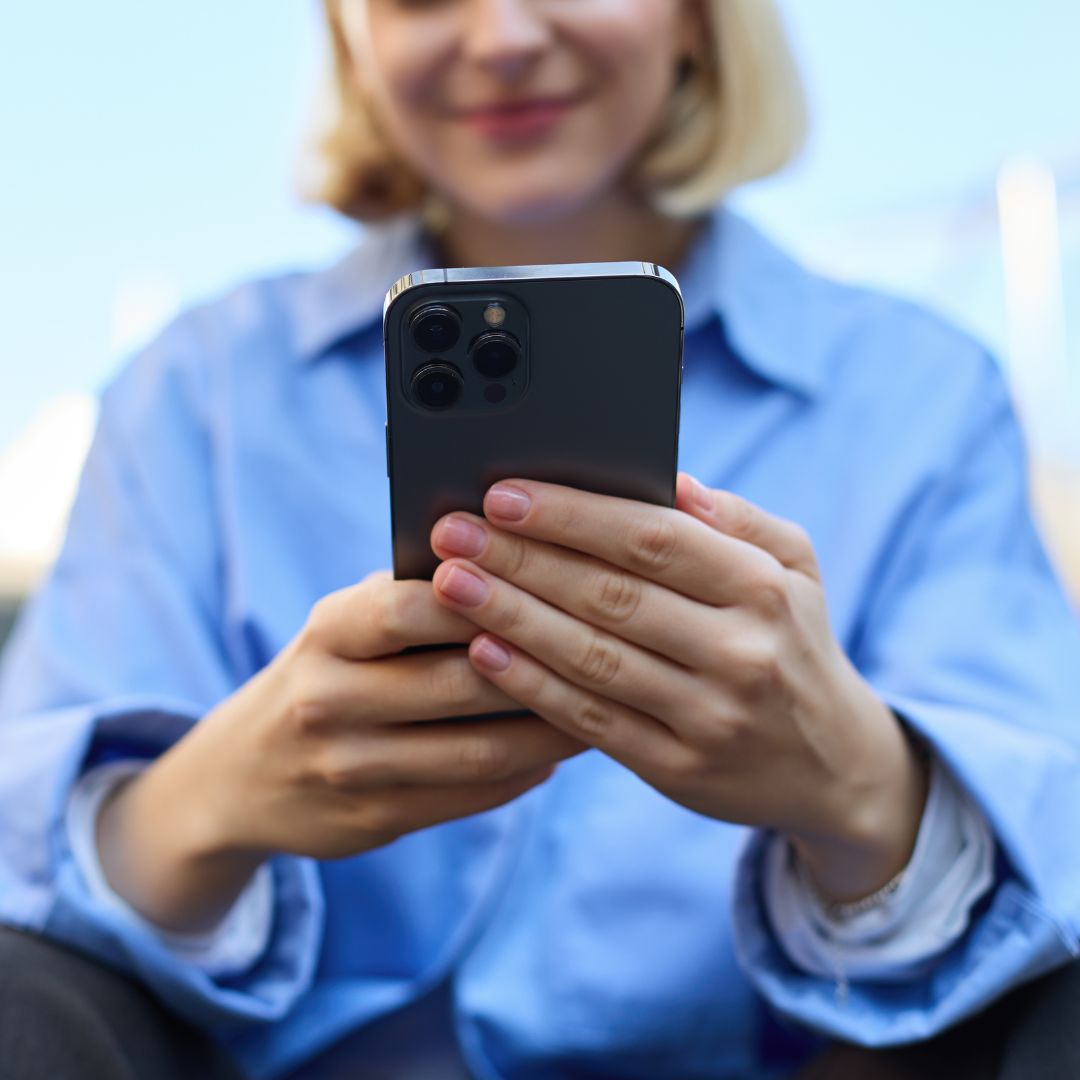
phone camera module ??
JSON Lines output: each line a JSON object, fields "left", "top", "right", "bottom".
{"left": 412, "top": 363, "right": 464, "bottom": 410}
{"left": 470, "top": 331, "right": 520, "bottom": 379}
{"left": 411, "top": 305, "right": 462, "bottom": 352}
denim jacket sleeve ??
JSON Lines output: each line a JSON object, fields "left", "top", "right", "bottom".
{"left": 732, "top": 350, "right": 1080, "bottom": 1045}
{"left": 0, "top": 312, "right": 325, "bottom": 1038}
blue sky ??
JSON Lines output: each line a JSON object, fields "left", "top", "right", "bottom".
{"left": 2, "top": 1, "right": 1078, "bottom": 450}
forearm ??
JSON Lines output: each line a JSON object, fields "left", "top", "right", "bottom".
{"left": 95, "top": 730, "right": 267, "bottom": 934}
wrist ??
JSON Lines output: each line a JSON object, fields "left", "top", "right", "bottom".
{"left": 96, "top": 726, "right": 267, "bottom": 933}
{"left": 788, "top": 692, "right": 931, "bottom": 905}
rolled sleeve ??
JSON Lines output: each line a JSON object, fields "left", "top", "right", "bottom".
{"left": 761, "top": 750, "right": 997, "bottom": 985}
{"left": 65, "top": 759, "right": 276, "bottom": 978}
{"left": 0, "top": 316, "right": 325, "bottom": 1035}
{"left": 732, "top": 354, "right": 1080, "bottom": 1045}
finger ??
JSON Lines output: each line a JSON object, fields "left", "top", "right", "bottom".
{"left": 479, "top": 478, "right": 777, "bottom": 607}
{"left": 675, "top": 472, "right": 820, "bottom": 580}
{"left": 366, "top": 765, "right": 558, "bottom": 838}
{"left": 432, "top": 513, "right": 724, "bottom": 669}
{"left": 431, "top": 558, "right": 702, "bottom": 721}
{"left": 308, "top": 649, "right": 525, "bottom": 724}
{"left": 319, "top": 715, "right": 586, "bottom": 789}
{"left": 466, "top": 632, "right": 691, "bottom": 777}
{"left": 306, "top": 578, "right": 482, "bottom": 660}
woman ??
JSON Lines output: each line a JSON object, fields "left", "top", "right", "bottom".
{"left": 1, "top": 1, "right": 1079, "bottom": 1077}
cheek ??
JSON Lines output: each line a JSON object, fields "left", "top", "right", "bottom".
{"left": 584, "top": 11, "right": 681, "bottom": 129}
{"left": 342, "top": 5, "right": 454, "bottom": 148}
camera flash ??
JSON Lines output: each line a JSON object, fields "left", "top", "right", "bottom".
{"left": 483, "top": 303, "right": 507, "bottom": 328}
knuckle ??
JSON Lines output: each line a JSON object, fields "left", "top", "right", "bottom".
{"left": 457, "top": 735, "right": 510, "bottom": 780}
{"left": 701, "top": 704, "right": 748, "bottom": 747}
{"left": 501, "top": 534, "right": 530, "bottom": 579}
{"left": 289, "top": 692, "right": 335, "bottom": 737}
{"left": 585, "top": 567, "right": 642, "bottom": 625}
{"left": 373, "top": 582, "right": 415, "bottom": 649}
{"left": 516, "top": 656, "right": 550, "bottom": 701}
{"left": 725, "top": 493, "right": 758, "bottom": 539}
{"left": 301, "top": 594, "right": 339, "bottom": 649}
{"left": 789, "top": 522, "right": 813, "bottom": 553}
{"left": 313, "top": 751, "right": 357, "bottom": 791}
{"left": 625, "top": 515, "right": 678, "bottom": 573}
{"left": 789, "top": 523, "right": 821, "bottom": 575}
{"left": 552, "top": 499, "right": 584, "bottom": 536}
{"left": 746, "top": 565, "right": 789, "bottom": 617}
{"left": 571, "top": 632, "right": 622, "bottom": 687}
{"left": 353, "top": 799, "right": 396, "bottom": 837}
{"left": 430, "top": 657, "right": 478, "bottom": 710}
{"left": 569, "top": 698, "right": 615, "bottom": 739}
{"left": 661, "top": 740, "right": 711, "bottom": 783}
{"left": 733, "top": 640, "right": 782, "bottom": 696}
{"left": 501, "top": 591, "right": 530, "bottom": 636}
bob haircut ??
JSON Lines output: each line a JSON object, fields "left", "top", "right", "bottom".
{"left": 299, "top": 0, "right": 808, "bottom": 223}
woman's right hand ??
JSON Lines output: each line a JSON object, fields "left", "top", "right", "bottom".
{"left": 96, "top": 569, "right": 585, "bottom": 932}
{"left": 199, "top": 567, "right": 587, "bottom": 859}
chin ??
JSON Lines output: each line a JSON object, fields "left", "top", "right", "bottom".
{"left": 451, "top": 178, "right": 607, "bottom": 231}
{"left": 434, "top": 152, "right": 613, "bottom": 230}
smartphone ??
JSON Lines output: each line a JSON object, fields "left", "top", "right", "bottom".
{"left": 383, "top": 262, "right": 684, "bottom": 583}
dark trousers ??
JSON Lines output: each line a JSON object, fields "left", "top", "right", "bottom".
{"left": 0, "top": 924, "right": 245, "bottom": 1080}
{"left": 1, "top": 923, "right": 1078, "bottom": 1080}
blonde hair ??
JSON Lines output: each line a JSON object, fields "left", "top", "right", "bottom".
{"left": 298, "top": 0, "right": 808, "bottom": 222}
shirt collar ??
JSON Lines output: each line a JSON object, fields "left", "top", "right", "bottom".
{"left": 291, "top": 204, "right": 834, "bottom": 399}
{"left": 291, "top": 215, "right": 437, "bottom": 361}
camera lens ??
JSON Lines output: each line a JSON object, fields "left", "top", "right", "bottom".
{"left": 412, "top": 363, "right": 464, "bottom": 410}
{"left": 470, "top": 331, "right": 520, "bottom": 378}
{"left": 411, "top": 305, "right": 461, "bottom": 352}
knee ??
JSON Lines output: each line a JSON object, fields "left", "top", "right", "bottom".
{"left": 999, "top": 959, "right": 1080, "bottom": 1079}
{"left": 0, "top": 924, "right": 249, "bottom": 1080}
{"left": 0, "top": 925, "right": 139, "bottom": 1079}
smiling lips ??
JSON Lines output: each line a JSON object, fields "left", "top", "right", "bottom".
{"left": 453, "top": 92, "right": 589, "bottom": 143}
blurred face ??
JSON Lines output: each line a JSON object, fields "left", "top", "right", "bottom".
{"left": 338, "top": 0, "right": 703, "bottom": 225}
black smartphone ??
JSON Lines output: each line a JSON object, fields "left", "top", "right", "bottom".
{"left": 383, "top": 261, "right": 685, "bottom": 585}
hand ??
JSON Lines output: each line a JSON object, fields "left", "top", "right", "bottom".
{"left": 97, "top": 570, "right": 587, "bottom": 933}
{"left": 109, "top": 567, "right": 585, "bottom": 899}
{"left": 428, "top": 474, "right": 929, "bottom": 903}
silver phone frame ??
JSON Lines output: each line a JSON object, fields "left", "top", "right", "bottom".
{"left": 383, "top": 261, "right": 684, "bottom": 325}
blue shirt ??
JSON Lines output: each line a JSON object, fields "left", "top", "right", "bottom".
{"left": 2, "top": 205, "right": 1080, "bottom": 1079}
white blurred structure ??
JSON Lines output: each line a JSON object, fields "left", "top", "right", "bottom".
{"left": 997, "top": 157, "right": 1070, "bottom": 457}
{"left": 0, "top": 271, "right": 180, "bottom": 598}
{"left": 0, "top": 394, "right": 98, "bottom": 597}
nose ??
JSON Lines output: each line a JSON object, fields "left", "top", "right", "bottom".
{"left": 461, "top": 0, "right": 552, "bottom": 79}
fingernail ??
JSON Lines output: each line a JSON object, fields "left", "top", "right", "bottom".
{"left": 439, "top": 565, "right": 489, "bottom": 606}
{"left": 690, "top": 475, "right": 713, "bottom": 510}
{"left": 436, "top": 516, "right": 487, "bottom": 557}
{"left": 486, "top": 484, "right": 531, "bottom": 521}
{"left": 472, "top": 635, "right": 511, "bottom": 671}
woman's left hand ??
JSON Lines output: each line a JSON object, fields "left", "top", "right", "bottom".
{"left": 429, "top": 473, "right": 929, "bottom": 903}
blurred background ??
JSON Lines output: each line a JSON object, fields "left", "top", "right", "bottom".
{"left": 2, "top": 0, "right": 1079, "bottom": 644}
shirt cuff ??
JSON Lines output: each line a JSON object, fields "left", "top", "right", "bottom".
{"left": 762, "top": 751, "right": 996, "bottom": 983}
{"left": 64, "top": 758, "right": 274, "bottom": 978}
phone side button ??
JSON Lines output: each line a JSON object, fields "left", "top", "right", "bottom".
{"left": 385, "top": 422, "right": 391, "bottom": 478}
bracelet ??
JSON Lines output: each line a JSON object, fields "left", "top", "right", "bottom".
{"left": 791, "top": 843, "right": 908, "bottom": 921}
{"left": 793, "top": 718, "right": 930, "bottom": 921}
